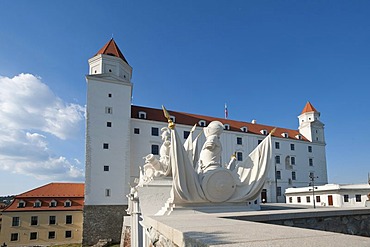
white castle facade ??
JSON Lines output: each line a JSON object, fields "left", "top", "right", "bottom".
{"left": 83, "top": 39, "right": 328, "bottom": 244}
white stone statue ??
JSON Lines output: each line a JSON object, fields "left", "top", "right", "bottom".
{"left": 140, "top": 127, "right": 172, "bottom": 184}
{"left": 198, "top": 121, "right": 224, "bottom": 173}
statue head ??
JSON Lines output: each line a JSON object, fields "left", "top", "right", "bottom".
{"left": 204, "top": 121, "right": 224, "bottom": 138}
{"left": 161, "top": 127, "right": 171, "bottom": 141}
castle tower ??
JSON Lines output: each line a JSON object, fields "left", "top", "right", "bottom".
{"left": 298, "top": 102, "right": 325, "bottom": 143}
{"left": 83, "top": 39, "right": 133, "bottom": 245}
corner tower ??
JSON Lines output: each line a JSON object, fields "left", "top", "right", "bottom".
{"left": 83, "top": 39, "right": 132, "bottom": 245}
{"left": 298, "top": 102, "right": 325, "bottom": 143}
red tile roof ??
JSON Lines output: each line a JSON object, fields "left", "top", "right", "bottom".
{"left": 18, "top": 183, "right": 84, "bottom": 197}
{"left": 301, "top": 101, "right": 318, "bottom": 114}
{"left": 131, "top": 105, "right": 309, "bottom": 142}
{"left": 4, "top": 183, "right": 84, "bottom": 212}
{"left": 96, "top": 38, "right": 129, "bottom": 64}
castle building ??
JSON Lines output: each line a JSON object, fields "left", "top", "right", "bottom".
{"left": 0, "top": 183, "right": 84, "bottom": 247}
{"left": 83, "top": 39, "right": 328, "bottom": 245}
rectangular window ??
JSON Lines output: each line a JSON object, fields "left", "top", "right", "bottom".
{"left": 309, "top": 158, "right": 313, "bottom": 166}
{"left": 106, "top": 122, "right": 112, "bottom": 127}
{"left": 31, "top": 216, "right": 38, "bottom": 226}
{"left": 355, "top": 194, "right": 361, "bottom": 202}
{"left": 30, "top": 232, "right": 37, "bottom": 240}
{"left": 276, "top": 170, "right": 281, "bottom": 180}
{"left": 134, "top": 128, "right": 140, "bottom": 134}
{"left": 66, "top": 215, "right": 73, "bottom": 224}
{"left": 237, "top": 137, "right": 242, "bottom": 145}
{"left": 104, "top": 165, "right": 109, "bottom": 171}
{"left": 108, "top": 93, "right": 112, "bottom": 98}
{"left": 297, "top": 197, "right": 301, "bottom": 203}
{"left": 277, "top": 187, "right": 282, "bottom": 197}
{"left": 275, "top": 142, "right": 280, "bottom": 149}
{"left": 151, "top": 127, "right": 159, "bottom": 136}
{"left": 10, "top": 233, "right": 19, "bottom": 241}
{"left": 105, "top": 107, "right": 113, "bottom": 114}
{"left": 65, "top": 230, "right": 72, "bottom": 238}
{"left": 105, "top": 189, "right": 111, "bottom": 197}
{"left": 290, "top": 143, "right": 295, "bottom": 151}
{"left": 316, "top": 196, "right": 321, "bottom": 203}
{"left": 308, "top": 146, "right": 312, "bottom": 152}
{"left": 306, "top": 196, "right": 311, "bottom": 203}
{"left": 344, "top": 194, "right": 349, "bottom": 202}
{"left": 237, "top": 152, "right": 243, "bottom": 161}
{"left": 289, "top": 197, "right": 293, "bottom": 203}
{"left": 103, "top": 143, "right": 109, "bottom": 149}
{"left": 292, "top": 171, "right": 296, "bottom": 180}
{"left": 48, "top": 231, "right": 56, "bottom": 239}
{"left": 183, "top": 131, "right": 190, "bottom": 139}
{"left": 275, "top": 155, "right": 280, "bottom": 164}
{"left": 290, "top": 156, "right": 296, "bottom": 165}
{"left": 49, "top": 216, "right": 56, "bottom": 225}
{"left": 12, "top": 217, "right": 20, "bottom": 227}
{"left": 151, "top": 145, "right": 159, "bottom": 155}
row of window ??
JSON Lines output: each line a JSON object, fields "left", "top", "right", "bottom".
{"left": 18, "top": 200, "right": 71, "bottom": 208}
{"left": 10, "top": 230, "right": 73, "bottom": 242}
{"left": 12, "top": 215, "right": 73, "bottom": 227}
{"left": 289, "top": 195, "right": 362, "bottom": 203}
{"left": 276, "top": 171, "right": 296, "bottom": 180}
{"left": 275, "top": 155, "right": 314, "bottom": 166}
{"left": 275, "top": 142, "right": 312, "bottom": 153}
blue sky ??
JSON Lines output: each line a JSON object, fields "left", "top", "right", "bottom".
{"left": 0, "top": 1, "right": 369, "bottom": 195}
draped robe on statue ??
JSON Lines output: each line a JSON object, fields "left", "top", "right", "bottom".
{"left": 170, "top": 126, "right": 272, "bottom": 204}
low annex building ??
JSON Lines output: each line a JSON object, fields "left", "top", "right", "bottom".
{"left": 0, "top": 183, "right": 84, "bottom": 247}
{"left": 285, "top": 183, "right": 370, "bottom": 207}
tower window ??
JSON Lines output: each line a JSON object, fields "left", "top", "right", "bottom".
{"left": 103, "top": 143, "right": 109, "bottom": 149}
{"left": 134, "top": 128, "right": 140, "bottom": 134}
{"left": 105, "top": 107, "right": 113, "bottom": 114}
{"left": 107, "top": 122, "right": 112, "bottom": 127}
{"left": 109, "top": 69, "right": 112, "bottom": 72}
{"left": 151, "top": 145, "right": 159, "bottom": 155}
{"left": 108, "top": 93, "right": 112, "bottom": 97}
{"left": 105, "top": 189, "right": 111, "bottom": 197}
{"left": 104, "top": 165, "right": 109, "bottom": 171}
{"left": 151, "top": 127, "right": 159, "bottom": 136}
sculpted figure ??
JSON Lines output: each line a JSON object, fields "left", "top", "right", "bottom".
{"left": 198, "top": 121, "right": 224, "bottom": 173}
{"left": 142, "top": 127, "right": 171, "bottom": 181}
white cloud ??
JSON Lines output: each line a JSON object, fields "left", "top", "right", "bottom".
{"left": 0, "top": 73, "right": 85, "bottom": 180}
